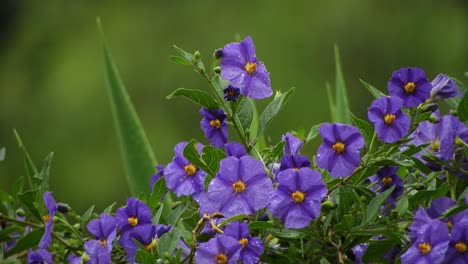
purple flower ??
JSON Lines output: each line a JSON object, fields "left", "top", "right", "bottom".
{"left": 165, "top": 142, "right": 207, "bottom": 198}
{"left": 282, "top": 132, "right": 303, "bottom": 155}
{"left": 430, "top": 74, "right": 458, "bottom": 100}
{"left": 352, "top": 244, "right": 368, "bottom": 264}
{"left": 27, "top": 249, "right": 52, "bottom": 264}
{"left": 85, "top": 213, "right": 117, "bottom": 263}
{"left": 39, "top": 192, "right": 56, "bottom": 249}
{"left": 368, "top": 166, "right": 403, "bottom": 205}
{"left": 279, "top": 155, "right": 311, "bottom": 172}
{"left": 224, "top": 221, "right": 264, "bottom": 264}
{"left": 195, "top": 234, "right": 242, "bottom": 264}
{"left": 387, "top": 67, "right": 432, "bottom": 108}
{"left": 409, "top": 207, "right": 433, "bottom": 242}
{"left": 224, "top": 142, "right": 247, "bottom": 158}
{"left": 401, "top": 219, "right": 449, "bottom": 264}
{"left": 115, "top": 197, "right": 152, "bottom": 244}
{"left": 151, "top": 164, "right": 165, "bottom": 190}
{"left": 220, "top": 36, "right": 272, "bottom": 100}
{"left": 408, "top": 116, "right": 456, "bottom": 161}
{"left": 200, "top": 108, "right": 228, "bottom": 148}
{"left": 67, "top": 254, "right": 82, "bottom": 264}
{"left": 224, "top": 86, "right": 240, "bottom": 101}
{"left": 268, "top": 168, "right": 327, "bottom": 228}
{"left": 200, "top": 155, "right": 273, "bottom": 217}
{"left": 368, "top": 96, "right": 410, "bottom": 143}
{"left": 445, "top": 221, "right": 468, "bottom": 263}
{"left": 123, "top": 224, "right": 172, "bottom": 263}
{"left": 426, "top": 197, "right": 467, "bottom": 229}
{"left": 316, "top": 123, "right": 364, "bottom": 178}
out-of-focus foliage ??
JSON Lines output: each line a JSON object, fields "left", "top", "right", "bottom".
{"left": 0, "top": 0, "right": 467, "bottom": 211}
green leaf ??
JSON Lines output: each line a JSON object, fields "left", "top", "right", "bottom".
{"left": 152, "top": 204, "right": 164, "bottom": 224}
{"left": 13, "top": 130, "right": 39, "bottom": 189}
{"left": 257, "top": 88, "right": 295, "bottom": 141}
{"left": 183, "top": 140, "right": 225, "bottom": 179}
{"left": 248, "top": 221, "right": 275, "bottom": 230}
{"left": 320, "top": 258, "right": 332, "bottom": 264}
{"left": 11, "top": 176, "right": 24, "bottom": 200}
{"left": 103, "top": 202, "right": 116, "bottom": 214}
{"left": 370, "top": 153, "right": 415, "bottom": 167}
{"left": 326, "top": 82, "right": 336, "bottom": 121}
{"left": 173, "top": 45, "right": 194, "bottom": 63}
{"left": 81, "top": 205, "right": 95, "bottom": 222}
{"left": 157, "top": 228, "right": 182, "bottom": 257}
{"left": 0, "top": 225, "right": 23, "bottom": 241}
{"left": 237, "top": 98, "right": 254, "bottom": 131}
{"left": 135, "top": 250, "right": 156, "bottom": 264}
{"left": 396, "top": 195, "right": 409, "bottom": 216}
{"left": 37, "top": 153, "right": 54, "bottom": 192}
{"left": 169, "top": 55, "right": 192, "bottom": 66}
{"left": 17, "top": 189, "right": 42, "bottom": 221}
{"left": 218, "top": 214, "right": 249, "bottom": 228}
{"left": 211, "top": 75, "right": 229, "bottom": 100}
{"left": 5, "top": 229, "right": 43, "bottom": 257}
{"left": 265, "top": 228, "right": 308, "bottom": 239}
{"left": 409, "top": 183, "right": 449, "bottom": 209}
{"left": 167, "top": 88, "right": 219, "bottom": 110}
{"left": 333, "top": 45, "right": 350, "bottom": 124}
{"left": 305, "top": 123, "right": 322, "bottom": 143}
{"left": 167, "top": 202, "right": 189, "bottom": 225}
{"left": 148, "top": 178, "right": 167, "bottom": 210}
{"left": 359, "top": 79, "right": 386, "bottom": 99}
{"left": 98, "top": 20, "right": 159, "bottom": 196}
{"left": 349, "top": 112, "right": 374, "bottom": 148}
{"left": 0, "top": 147, "right": 5, "bottom": 161}
{"left": 440, "top": 203, "right": 468, "bottom": 219}
{"left": 458, "top": 91, "right": 468, "bottom": 121}
{"left": 415, "top": 111, "right": 432, "bottom": 123}
{"left": 363, "top": 185, "right": 395, "bottom": 225}
{"left": 362, "top": 239, "right": 400, "bottom": 262}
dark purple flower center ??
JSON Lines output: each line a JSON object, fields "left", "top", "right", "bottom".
{"left": 292, "top": 191, "right": 305, "bottom": 203}
{"left": 215, "top": 253, "right": 228, "bottom": 264}
{"left": 404, "top": 82, "right": 416, "bottom": 93}
{"left": 210, "top": 119, "right": 221, "bottom": 129}
{"left": 127, "top": 216, "right": 138, "bottom": 227}
{"left": 455, "top": 242, "right": 467, "bottom": 253}
{"left": 244, "top": 62, "right": 257, "bottom": 74}
{"left": 184, "top": 164, "right": 197, "bottom": 176}
{"left": 384, "top": 114, "right": 396, "bottom": 125}
{"left": 239, "top": 238, "right": 248, "bottom": 249}
{"left": 232, "top": 180, "right": 246, "bottom": 193}
{"left": 381, "top": 176, "right": 392, "bottom": 185}
{"left": 332, "top": 141, "right": 345, "bottom": 154}
{"left": 418, "top": 242, "right": 431, "bottom": 254}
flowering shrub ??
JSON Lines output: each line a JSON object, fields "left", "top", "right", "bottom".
{"left": 1, "top": 29, "right": 468, "bottom": 264}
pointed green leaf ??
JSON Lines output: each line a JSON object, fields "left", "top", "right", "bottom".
{"left": 167, "top": 88, "right": 219, "bottom": 110}
{"left": 169, "top": 56, "right": 192, "bottom": 66}
{"left": 237, "top": 98, "right": 254, "bottom": 131}
{"left": 81, "top": 205, "right": 95, "bottom": 222}
{"left": 135, "top": 250, "right": 156, "bottom": 264}
{"left": 167, "top": 202, "right": 189, "bottom": 225}
{"left": 211, "top": 74, "right": 229, "bottom": 99}
{"left": 157, "top": 227, "right": 182, "bottom": 257}
{"left": 103, "top": 202, "right": 116, "bottom": 214}
{"left": 359, "top": 79, "right": 386, "bottom": 98}
{"left": 256, "top": 88, "right": 295, "bottom": 142}
{"left": 305, "top": 123, "right": 323, "bottom": 143}
{"left": 326, "top": 82, "right": 336, "bottom": 121}
{"left": 98, "top": 20, "right": 158, "bottom": 195}
{"left": 13, "top": 130, "right": 38, "bottom": 189}
{"left": 17, "top": 189, "right": 42, "bottom": 222}
{"left": 333, "top": 45, "right": 350, "bottom": 124}
{"left": 364, "top": 185, "right": 395, "bottom": 224}
{"left": 173, "top": 45, "right": 194, "bottom": 63}
{"left": 349, "top": 112, "right": 374, "bottom": 148}
{"left": 5, "top": 229, "right": 43, "bottom": 258}
{"left": 362, "top": 239, "right": 400, "bottom": 262}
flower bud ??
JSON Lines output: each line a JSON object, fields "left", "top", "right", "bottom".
{"left": 321, "top": 200, "right": 335, "bottom": 210}
{"left": 428, "top": 116, "right": 439, "bottom": 124}
{"left": 57, "top": 203, "right": 70, "bottom": 214}
{"left": 193, "top": 50, "right": 201, "bottom": 60}
{"left": 214, "top": 48, "right": 223, "bottom": 59}
{"left": 16, "top": 208, "right": 26, "bottom": 217}
{"left": 214, "top": 66, "right": 221, "bottom": 74}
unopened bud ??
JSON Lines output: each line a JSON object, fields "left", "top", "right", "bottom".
{"left": 193, "top": 50, "right": 201, "bottom": 60}
{"left": 449, "top": 109, "right": 458, "bottom": 116}
{"left": 428, "top": 116, "right": 439, "bottom": 124}
{"left": 321, "top": 201, "right": 335, "bottom": 210}
{"left": 57, "top": 203, "right": 70, "bottom": 214}
{"left": 214, "top": 66, "right": 221, "bottom": 74}
{"left": 16, "top": 208, "right": 26, "bottom": 217}
{"left": 214, "top": 48, "right": 223, "bottom": 59}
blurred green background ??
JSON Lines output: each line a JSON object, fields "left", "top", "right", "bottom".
{"left": 1, "top": 1, "right": 467, "bottom": 213}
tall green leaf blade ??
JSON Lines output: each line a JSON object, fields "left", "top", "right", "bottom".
{"left": 325, "top": 82, "right": 335, "bottom": 121}
{"left": 363, "top": 185, "right": 395, "bottom": 224}
{"left": 334, "top": 45, "right": 350, "bottom": 124}
{"left": 237, "top": 98, "right": 254, "bottom": 131}
{"left": 13, "top": 130, "right": 39, "bottom": 189}
{"left": 359, "top": 79, "right": 386, "bottom": 98}
{"left": 98, "top": 20, "right": 158, "bottom": 196}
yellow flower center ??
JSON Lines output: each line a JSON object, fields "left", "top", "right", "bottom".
{"left": 404, "top": 82, "right": 416, "bottom": 93}
{"left": 292, "top": 191, "right": 305, "bottom": 203}
{"left": 455, "top": 242, "right": 467, "bottom": 253}
{"left": 430, "top": 139, "right": 440, "bottom": 152}
{"left": 418, "top": 242, "right": 431, "bottom": 254}
{"left": 381, "top": 176, "right": 393, "bottom": 185}
{"left": 184, "top": 164, "right": 197, "bottom": 176}
{"left": 210, "top": 119, "right": 221, "bottom": 129}
{"left": 128, "top": 217, "right": 138, "bottom": 227}
{"left": 239, "top": 238, "right": 249, "bottom": 248}
{"left": 232, "top": 181, "right": 246, "bottom": 193}
{"left": 43, "top": 215, "right": 50, "bottom": 222}
{"left": 214, "top": 253, "right": 227, "bottom": 264}
{"left": 99, "top": 239, "right": 106, "bottom": 248}
{"left": 145, "top": 243, "right": 152, "bottom": 252}
{"left": 244, "top": 62, "right": 257, "bottom": 74}
{"left": 384, "top": 114, "right": 396, "bottom": 125}
{"left": 447, "top": 221, "right": 453, "bottom": 229}
{"left": 332, "top": 141, "right": 345, "bottom": 154}
{"left": 293, "top": 167, "right": 299, "bottom": 171}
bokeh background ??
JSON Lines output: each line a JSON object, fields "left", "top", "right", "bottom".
{"left": 1, "top": 1, "right": 467, "bottom": 212}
